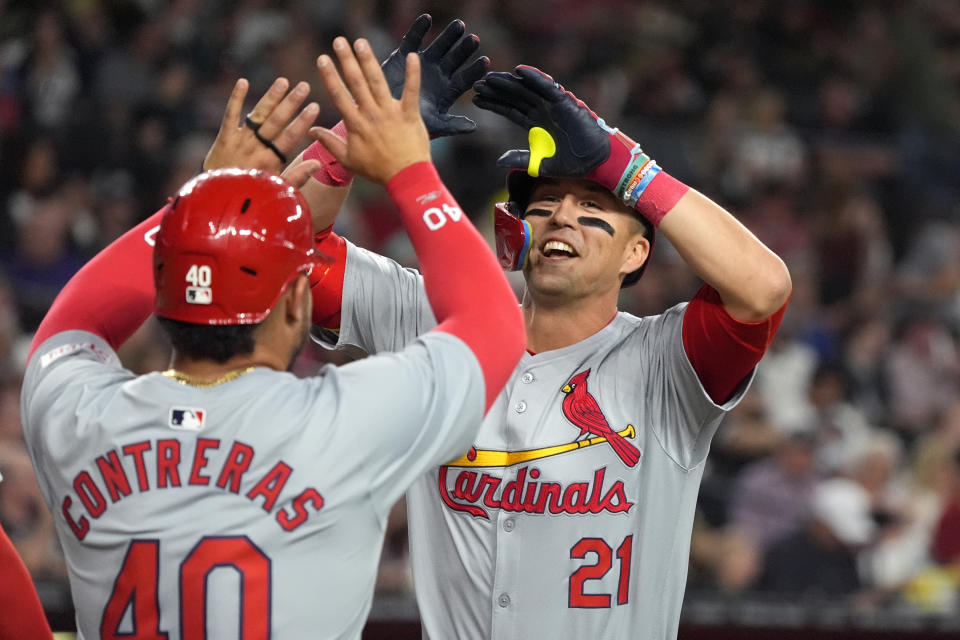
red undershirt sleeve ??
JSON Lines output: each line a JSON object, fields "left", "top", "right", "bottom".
{"left": 681, "top": 284, "right": 788, "bottom": 405}
{"left": 309, "top": 228, "right": 346, "bottom": 330}
{"left": 29, "top": 207, "right": 167, "bottom": 360}
{"left": 0, "top": 524, "right": 53, "bottom": 640}
{"left": 385, "top": 162, "right": 524, "bottom": 410}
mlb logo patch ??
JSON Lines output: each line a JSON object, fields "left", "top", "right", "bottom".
{"left": 186, "top": 286, "right": 212, "bottom": 304}
{"left": 169, "top": 407, "right": 206, "bottom": 431}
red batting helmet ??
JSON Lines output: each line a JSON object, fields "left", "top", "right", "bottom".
{"left": 494, "top": 170, "right": 655, "bottom": 287}
{"left": 153, "top": 169, "right": 319, "bottom": 325}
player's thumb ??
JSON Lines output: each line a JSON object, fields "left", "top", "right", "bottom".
{"left": 496, "top": 149, "right": 530, "bottom": 171}
{"left": 309, "top": 127, "right": 348, "bottom": 162}
{"left": 281, "top": 159, "right": 321, "bottom": 190}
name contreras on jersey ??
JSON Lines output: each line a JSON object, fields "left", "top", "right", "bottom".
{"left": 60, "top": 438, "right": 324, "bottom": 540}
{"left": 437, "top": 465, "right": 633, "bottom": 519}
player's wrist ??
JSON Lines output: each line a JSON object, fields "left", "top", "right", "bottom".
{"left": 634, "top": 170, "right": 689, "bottom": 227}
{"left": 603, "top": 132, "right": 689, "bottom": 228}
{"left": 304, "top": 121, "right": 355, "bottom": 187}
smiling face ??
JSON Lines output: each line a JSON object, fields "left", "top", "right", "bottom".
{"left": 521, "top": 178, "right": 650, "bottom": 304}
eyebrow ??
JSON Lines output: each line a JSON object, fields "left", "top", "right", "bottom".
{"left": 578, "top": 216, "right": 615, "bottom": 236}
{"left": 532, "top": 180, "right": 620, "bottom": 205}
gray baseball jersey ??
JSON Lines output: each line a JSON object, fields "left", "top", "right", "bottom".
{"left": 324, "top": 241, "right": 751, "bottom": 640}
{"left": 21, "top": 326, "right": 483, "bottom": 640}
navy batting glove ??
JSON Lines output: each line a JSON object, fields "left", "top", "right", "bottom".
{"left": 473, "top": 65, "right": 654, "bottom": 208}
{"left": 381, "top": 14, "right": 490, "bottom": 137}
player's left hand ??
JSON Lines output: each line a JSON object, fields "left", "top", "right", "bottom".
{"left": 381, "top": 13, "right": 489, "bottom": 137}
{"left": 204, "top": 77, "right": 321, "bottom": 188}
{"left": 472, "top": 65, "right": 646, "bottom": 205}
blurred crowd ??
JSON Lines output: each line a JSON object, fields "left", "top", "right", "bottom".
{"left": 3, "top": 0, "right": 960, "bottom": 623}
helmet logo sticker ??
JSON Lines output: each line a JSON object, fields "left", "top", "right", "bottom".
{"left": 186, "top": 288, "right": 212, "bottom": 304}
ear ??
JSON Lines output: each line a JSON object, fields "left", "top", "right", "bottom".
{"left": 619, "top": 233, "right": 650, "bottom": 279}
{"left": 285, "top": 274, "right": 311, "bottom": 327}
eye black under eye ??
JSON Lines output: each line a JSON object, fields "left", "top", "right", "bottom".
{"left": 578, "top": 216, "right": 615, "bottom": 236}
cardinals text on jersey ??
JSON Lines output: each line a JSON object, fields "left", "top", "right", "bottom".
{"left": 437, "top": 368, "right": 640, "bottom": 519}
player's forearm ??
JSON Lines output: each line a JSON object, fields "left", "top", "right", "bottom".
{"left": 29, "top": 208, "right": 166, "bottom": 359}
{"left": 293, "top": 122, "right": 353, "bottom": 231}
{"left": 299, "top": 177, "right": 351, "bottom": 231}
{"left": 657, "top": 190, "right": 791, "bottom": 322}
{"left": 386, "top": 162, "right": 524, "bottom": 409}
{"left": 0, "top": 525, "right": 53, "bottom": 640}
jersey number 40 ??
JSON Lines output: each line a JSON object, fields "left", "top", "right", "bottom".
{"left": 100, "top": 537, "right": 269, "bottom": 639}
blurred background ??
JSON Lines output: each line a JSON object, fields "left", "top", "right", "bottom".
{"left": 3, "top": 0, "right": 960, "bottom": 637}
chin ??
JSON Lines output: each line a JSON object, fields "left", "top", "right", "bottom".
{"left": 527, "top": 274, "right": 578, "bottom": 300}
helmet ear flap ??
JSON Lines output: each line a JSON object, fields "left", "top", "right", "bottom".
{"left": 494, "top": 202, "right": 532, "bottom": 271}
{"left": 492, "top": 169, "right": 538, "bottom": 272}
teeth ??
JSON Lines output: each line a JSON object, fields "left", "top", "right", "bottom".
{"left": 543, "top": 240, "right": 575, "bottom": 256}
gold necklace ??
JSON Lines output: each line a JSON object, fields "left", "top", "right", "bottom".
{"left": 161, "top": 366, "right": 255, "bottom": 388}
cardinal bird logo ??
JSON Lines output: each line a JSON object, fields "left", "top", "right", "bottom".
{"left": 561, "top": 369, "right": 641, "bottom": 468}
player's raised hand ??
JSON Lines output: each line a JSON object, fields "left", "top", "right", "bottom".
{"left": 473, "top": 65, "right": 653, "bottom": 209}
{"left": 311, "top": 37, "right": 430, "bottom": 185}
{"left": 380, "top": 14, "right": 489, "bottom": 137}
{"left": 472, "top": 66, "right": 616, "bottom": 179}
{"left": 204, "top": 77, "right": 321, "bottom": 188}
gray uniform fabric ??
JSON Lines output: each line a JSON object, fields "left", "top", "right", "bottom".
{"left": 22, "top": 327, "right": 483, "bottom": 640}
{"left": 328, "top": 241, "right": 752, "bottom": 640}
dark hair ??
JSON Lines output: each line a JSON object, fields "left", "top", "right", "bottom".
{"left": 156, "top": 317, "right": 258, "bottom": 363}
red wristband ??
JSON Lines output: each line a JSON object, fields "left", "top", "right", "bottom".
{"left": 304, "top": 121, "right": 354, "bottom": 187}
{"left": 635, "top": 170, "right": 689, "bottom": 228}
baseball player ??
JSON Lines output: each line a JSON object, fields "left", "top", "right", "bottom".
{"left": 19, "top": 39, "right": 523, "bottom": 640}
{"left": 0, "top": 500, "right": 53, "bottom": 640}
{"left": 299, "top": 61, "right": 792, "bottom": 638}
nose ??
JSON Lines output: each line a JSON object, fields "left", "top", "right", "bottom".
{"left": 547, "top": 194, "right": 579, "bottom": 228}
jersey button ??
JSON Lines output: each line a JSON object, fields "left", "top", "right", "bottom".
{"left": 498, "top": 593, "right": 511, "bottom": 608}
{"left": 520, "top": 372, "right": 535, "bottom": 384}
{"left": 503, "top": 518, "right": 515, "bottom": 532}
{"left": 515, "top": 401, "right": 527, "bottom": 413}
